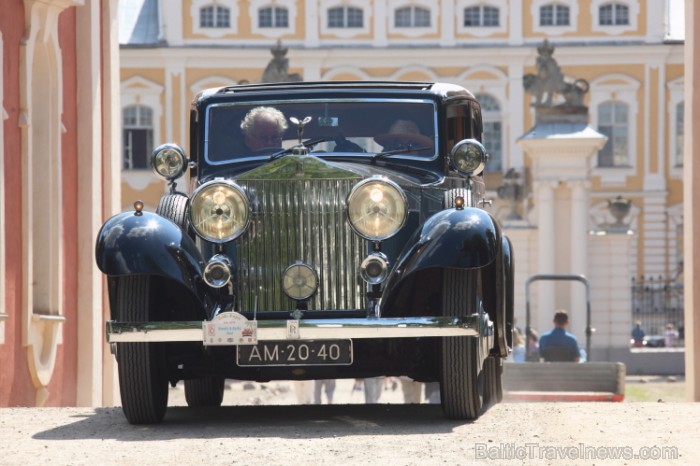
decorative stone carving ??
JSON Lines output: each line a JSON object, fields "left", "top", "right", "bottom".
{"left": 523, "top": 39, "right": 590, "bottom": 110}
{"left": 496, "top": 168, "right": 525, "bottom": 220}
{"left": 261, "top": 40, "right": 303, "bottom": 83}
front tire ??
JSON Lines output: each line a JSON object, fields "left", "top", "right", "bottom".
{"left": 185, "top": 377, "right": 225, "bottom": 407}
{"left": 115, "top": 276, "right": 169, "bottom": 424}
{"left": 439, "top": 268, "right": 486, "bottom": 420}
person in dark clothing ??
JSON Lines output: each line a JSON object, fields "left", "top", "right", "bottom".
{"left": 539, "top": 310, "right": 580, "bottom": 362}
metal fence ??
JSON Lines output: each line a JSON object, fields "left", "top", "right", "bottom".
{"left": 631, "top": 275, "right": 684, "bottom": 346}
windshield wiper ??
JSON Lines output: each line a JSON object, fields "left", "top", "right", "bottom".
{"left": 370, "top": 146, "right": 432, "bottom": 164}
{"left": 269, "top": 137, "right": 329, "bottom": 161}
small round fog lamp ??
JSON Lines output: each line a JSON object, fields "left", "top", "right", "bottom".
{"left": 282, "top": 262, "right": 319, "bottom": 301}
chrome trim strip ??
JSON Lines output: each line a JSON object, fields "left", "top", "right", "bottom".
{"left": 106, "top": 316, "right": 480, "bottom": 343}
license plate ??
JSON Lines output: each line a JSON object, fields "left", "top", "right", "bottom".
{"left": 236, "top": 340, "right": 353, "bottom": 367}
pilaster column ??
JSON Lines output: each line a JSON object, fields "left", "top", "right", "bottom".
{"left": 535, "top": 180, "right": 556, "bottom": 334}
{"left": 569, "top": 179, "right": 590, "bottom": 340}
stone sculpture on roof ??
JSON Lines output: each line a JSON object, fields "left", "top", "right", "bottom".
{"left": 261, "top": 40, "right": 303, "bottom": 83}
{"left": 523, "top": 39, "right": 589, "bottom": 109}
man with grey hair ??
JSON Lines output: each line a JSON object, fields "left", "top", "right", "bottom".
{"left": 240, "top": 106, "right": 288, "bottom": 152}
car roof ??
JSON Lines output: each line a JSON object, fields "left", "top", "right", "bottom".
{"left": 194, "top": 81, "right": 476, "bottom": 106}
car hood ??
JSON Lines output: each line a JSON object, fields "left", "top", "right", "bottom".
{"left": 200, "top": 154, "right": 443, "bottom": 188}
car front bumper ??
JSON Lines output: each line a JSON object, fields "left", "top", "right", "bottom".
{"left": 106, "top": 315, "right": 481, "bottom": 344}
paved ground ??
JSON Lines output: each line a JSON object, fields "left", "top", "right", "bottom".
{"left": 1, "top": 378, "right": 696, "bottom": 466}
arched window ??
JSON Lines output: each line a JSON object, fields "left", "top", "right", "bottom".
{"left": 259, "top": 6, "right": 289, "bottom": 28}
{"left": 464, "top": 5, "right": 499, "bottom": 26}
{"left": 599, "top": 2, "right": 629, "bottom": 25}
{"left": 200, "top": 5, "right": 231, "bottom": 28}
{"left": 675, "top": 102, "right": 684, "bottom": 167}
{"left": 328, "top": 6, "right": 363, "bottom": 28}
{"left": 394, "top": 6, "right": 431, "bottom": 27}
{"left": 597, "top": 101, "right": 629, "bottom": 167}
{"left": 475, "top": 93, "right": 502, "bottom": 172}
{"left": 540, "top": 3, "right": 570, "bottom": 26}
{"left": 123, "top": 105, "right": 154, "bottom": 170}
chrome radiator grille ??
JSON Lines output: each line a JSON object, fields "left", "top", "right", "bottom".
{"left": 235, "top": 179, "right": 367, "bottom": 312}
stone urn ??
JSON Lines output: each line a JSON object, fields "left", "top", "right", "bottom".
{"left": 607, "top": 195, "right": 631, "bottom": 227}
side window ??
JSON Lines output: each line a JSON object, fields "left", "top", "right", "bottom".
{"left": 328, "top": 6, "right": 363, "bottom": 28}
{"left": 200, "top": 4, "right": 231, "bottom": 28}
{"left": 475, "top": 93, "right": 502, "bottom": 172}
{"left": 599, "top": 2, "right": 629, "bottom": 25}
{"left": 394, "top": 6, "right": 431, "bottom": 27}
{"left": 259, "top": 6, "right": 289, "bottom": 28}
{"left": 540, "top": 3, "right": 570, "bottom": 26}
{"left": 464, "top": 6, "right": 500, "bottom": 27}
{"left": 123, "top": 105, "right": 154, "bottom": 170}
{"left": 597, "top": 101, "right": 629, "bottom": 167}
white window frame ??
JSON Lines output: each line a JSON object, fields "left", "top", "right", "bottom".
{"left": 589, "top": 74, "right": 640, "bottom": 185}
{"left": 191, "top": 0, "right": 238, "bottom": 38}
{"left": 388, "top": 1, "right": 438, "bottom": 37}
{"left": 320, "top": 0, "right": 371, "bottom": 38}
{"left": 456, "top": 0, "right": 507, "bottom": 37}
{"left": 121, "top": 76, "right": 164, "bottom": 194}
{"left": 531, "top": 0, "right": 578, "bottom": 36}
{"left": 249, "top": 0, "right": 296, "bottom": 37}
{"left": 667, "top": 76, "right": 684, "bottom": 178}
{"left": 591, "top": 0, "right": 639, "bottom": 35}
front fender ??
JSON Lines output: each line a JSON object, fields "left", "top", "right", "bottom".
{"left": 381, "top": 207, "right": 500, "bottom": 315}
{"left": 95, "top": 210, "right": 204, "bottom": 292}
{"left": 391, "top": 207, "right": 500, "bottom": 276}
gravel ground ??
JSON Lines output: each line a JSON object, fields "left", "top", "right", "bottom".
{"left": 1, "top": 378, "right": 696, "bottom": 466}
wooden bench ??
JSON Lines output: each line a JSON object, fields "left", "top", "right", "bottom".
{"left": 502, "top": 361, "right": 626, "bottom": 402}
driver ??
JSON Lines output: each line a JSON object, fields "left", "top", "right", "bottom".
{"left": 240, "top": 106, "right": 288, "bottom": 152}
{"left": 374, "top": 119, "right": 432, "bottom": 153}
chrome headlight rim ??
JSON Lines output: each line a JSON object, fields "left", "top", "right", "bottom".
{"left": 346, "top": 176, "right": 408, "bottom": 242}
{"left": 150, "top": 143, "right": 188, "bottom": 181}
{"left": 450, "top": 139, "right": 488, "bottom": 177}
{"left": 189, "top": 179, "right": 250, "bottom": 243}
{"left": 282, "top": 262, "right": 319, "bottom": 301}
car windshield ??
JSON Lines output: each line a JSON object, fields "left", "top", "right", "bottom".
{"left": 205, "top": 99, "right": 437, "bottom": 164}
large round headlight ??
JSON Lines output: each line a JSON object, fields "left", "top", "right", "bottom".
{"left": 151, "top": 144, "right": 188, "bottom": 180}
{"left": 347, "top": 177, "right": 407, "bottom": 241}
{"left": 450, "top": 139, "right": 488, "bottom": 176}
{"left": 189, "top": 180, "right": 249, "bottom": 243}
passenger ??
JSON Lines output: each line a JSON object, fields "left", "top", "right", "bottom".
{"left": 374, "top": 119, "right": 433, "bottom": 153}
{"left": 538, "top": 310, "right": 580, "bottom": 362}
{"left": 240, "top": 106, "right": 288, "bottom": 152}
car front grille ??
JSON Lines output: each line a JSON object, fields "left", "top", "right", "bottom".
{"left": 235, "top": 178, "right": 367, "bottom": 312}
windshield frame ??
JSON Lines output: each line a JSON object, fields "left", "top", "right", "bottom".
{"left": 203, "top": 97, "right": 439, "bottom": 166}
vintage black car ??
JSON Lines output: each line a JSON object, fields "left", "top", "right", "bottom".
{"left": 96, "top": 81, "right": 514, "bottom": 424}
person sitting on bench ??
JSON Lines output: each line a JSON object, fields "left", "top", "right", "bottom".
{"left": 539, "top": 310, "right": 581, "bottom": 362}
